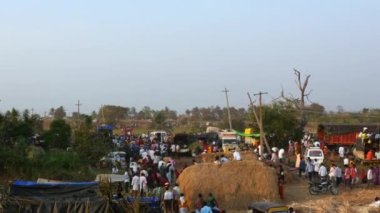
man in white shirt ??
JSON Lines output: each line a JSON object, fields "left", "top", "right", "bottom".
{"left": 131, "top": 173, "right": 140, "bottom": 197}
{"left": 329, "top": 164, "right": 337, "bottom": 183}
{"left": 338, "top": 146, "right": 345, "bottom": 159}
{"left": 271, "top": 151, "right": 279, "bottom": 164}
{"left": 278, "top": 148, "right": 285, "bottom": 163}
{"left": 318, "top": 163, "right": 327, "bottom": 180}
{"left": 233, "top": 149, "right": 241, "bottom": 161}
{"left": 163, "top": 186, "right": 173, "bottom": 213}
{"left": 367, "top": 166, "right": 374, "bottom": 188}
{"left": 139, "top": 173, "right": 148, "bottom": 196}
{"left": 343, "top": 157, "right": 349, "bottom": 166}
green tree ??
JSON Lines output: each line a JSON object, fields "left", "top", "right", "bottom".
{"left": 44, "top": 119, "right": 71, "bottom": 149}
{"left": 53, "top": 106, "right": 66, "bottom": 119}
{"left": 98, "top": 105, "right": 128, "bottom": 124}
{"left": 73, "top": 127, "right": 111, "bottom": 164}
{"left": 151, "top": 111, "right": 168, "bottom": 130}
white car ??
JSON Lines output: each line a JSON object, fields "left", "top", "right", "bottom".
{"left": 305, "top": 147, "right": 324, "bottom": 165}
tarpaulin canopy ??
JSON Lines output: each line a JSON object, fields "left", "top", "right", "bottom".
{"left": 6, "top": 180, "right": 112, "bottom": 213}
{"left": 233, "top": 130, "right": 261, "bottom": 138}
{"left": 10, "top": 181, "right": 100, "bottom": 198}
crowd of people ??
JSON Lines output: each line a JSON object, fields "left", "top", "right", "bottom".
{"left": 106, "top": 130, "right": 380, "bottom": 212}
{"left": 108, "top": 134, "right": 229, "bottom": 213}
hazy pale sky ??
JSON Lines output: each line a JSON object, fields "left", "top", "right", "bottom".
{"left": 0, "top": 0, "right": 379, "bottom": 115}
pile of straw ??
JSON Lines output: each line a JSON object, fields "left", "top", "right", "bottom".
{"left": 177, "top": 159, "right": 280, "bottom": 210}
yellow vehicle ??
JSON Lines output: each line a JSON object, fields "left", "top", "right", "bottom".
{"left": 247, "top": 202, "right": 289, "bottom": 213}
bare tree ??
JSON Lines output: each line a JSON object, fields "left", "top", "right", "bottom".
{"left": 294, "top": 69, "right": 311, "bottom": 131}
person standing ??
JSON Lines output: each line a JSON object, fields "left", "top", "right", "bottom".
{"left": 124, "top": 170, "right": 130, "bottom": 193}
{"left": 374, "top": 166, "right": 380, "bottom": 185}
{"left": 207, "top": 193, "right": 220, "bottom": 212}
{"left": 305, "top": 157, "right": 314, "bottom": 181}
{"left": 335, "top": 165, "right": 342, "bottom": 186}
{"left": 278, "top": 179, "right": 285, "bottom": 200}
{"left": 233, "top": 148, "right": 241, "bottom": 161}
{"left": 344, "top": 165, "right": 351, "bottom": 189}
{"left": 313, "top": 159, "right": 320, "bottom": 179}
{"left": 277, "top": 165, "right": 285, "bottom": 183}
{"left": 163, "top": 185, "right": 174, "bottom": 213}
{"left": 172, "top": 184, "right": 181, "bottom": 213}
{"left": 343, "top": 157, "right": 349, "bottom": 167}
{"left": 367, "top": 166, "right": 374, "bottom": 188}
{"left": 295, "top": 153, "right": 301, "bottom": 170}
{"left": 179, "top": 193, "right": 189, "bottom": 213}
{"left": 329, "top": 164, "right": 337, "bottom": 184}
{"left": 271, "top": 151, "right": 279, "bottom": 164}
{"left": 319, "top": 163, "right": 327, "bottom": 181}
{"left": 278, "top": 148, "right": 285, "bottom": 163}
{"left": 299, "top": 157, "right": 306, "bottom": 177}
{"left": 195, "top": 193, "right": 205, "bottom": 213}
{"left": 349, "top": 163, "right": 358, "bottom": 189}
{"left": 338, "top": 146, "right": 345, "bottom": 159}
{"left": 131, "top": 173, "right": 140, "bottom": 197}
{"left": 139, "top": 173, "right": 148, "bottom": 196}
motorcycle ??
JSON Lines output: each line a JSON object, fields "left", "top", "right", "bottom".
{"left": 308, "top": 178, "right": 338, "bottom": 195}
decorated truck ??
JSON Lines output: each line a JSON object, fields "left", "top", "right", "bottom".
{"left": 317, "top": 123, "right": 380, "bottom": 165}
{"left": 219, "top": 131, "right": 239, "bottom": 153}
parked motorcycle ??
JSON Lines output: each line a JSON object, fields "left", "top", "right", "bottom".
{"left": 308, "top": 179, "right": 338, "bottom": 195}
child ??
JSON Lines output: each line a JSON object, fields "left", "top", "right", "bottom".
{"left": 278, "top": 179, "right": 285, "bottom": 200}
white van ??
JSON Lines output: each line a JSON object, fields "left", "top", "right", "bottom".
{"left": 305, "top": 147, "right": 324, "bottom": 165}
{"left": 149, "top": 131, "right": 168, "bottom": 143}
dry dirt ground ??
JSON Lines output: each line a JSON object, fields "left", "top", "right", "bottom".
{"left": 284, "top": 173, "right": 380, "bottom": 213}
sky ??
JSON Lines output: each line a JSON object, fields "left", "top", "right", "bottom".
{"left": 0, "top": 0, "right": 379, "bottom": 115}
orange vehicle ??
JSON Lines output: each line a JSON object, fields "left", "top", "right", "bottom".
{"left": 317, "top": 124, "right": 379, "bottom": 149}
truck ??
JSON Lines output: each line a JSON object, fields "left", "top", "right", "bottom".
{"left": 317, "top": 123, "right": 380, "bottom": 165}
{"left": 218, "top": 131, "right": 239, "bottom": 153}
{"left": 317, "top": 124, "right": 379, "bottom": 149}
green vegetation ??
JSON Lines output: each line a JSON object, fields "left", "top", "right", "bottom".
{"left": 1, "top": 102, "right": 380, "bottom": 183}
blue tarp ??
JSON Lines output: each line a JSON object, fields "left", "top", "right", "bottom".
{"left": 10, "top": 180, "right": 100, "bottom": 198}
{"left": 13, "top": 180, "right": 98, "bottom": 187}
{"left": 97, "top": 124, "right": 113, "bottom": 131}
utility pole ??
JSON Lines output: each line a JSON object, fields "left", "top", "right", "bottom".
{"left": 222, "top": 87, "right": 233, "bottom": 130}
{"left": 254, "top": 91, "right": 268, "bottom": 157}
{"left": 75, "top": 100, "right": 82, "bottom": 128}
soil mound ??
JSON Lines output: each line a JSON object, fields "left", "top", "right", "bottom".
{"left": 177, "top": 159, "right": 280, "bottom": 210}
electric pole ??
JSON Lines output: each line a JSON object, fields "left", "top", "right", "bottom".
{"left": 254, "top": 91, "right": 268, "bottom": 157}
{"left": 222, "top": 87, "right": 233, "bottom": 130}
{"left": 75, "top": 100, "right": 82, "bottom": 128}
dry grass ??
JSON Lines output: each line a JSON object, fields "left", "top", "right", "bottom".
{"left": 289, "top": 188, "right": 380, "bottom": 213}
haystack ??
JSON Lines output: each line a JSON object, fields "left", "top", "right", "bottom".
{"left": 177, "top": 159, "right": 280, "bottom": 210}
